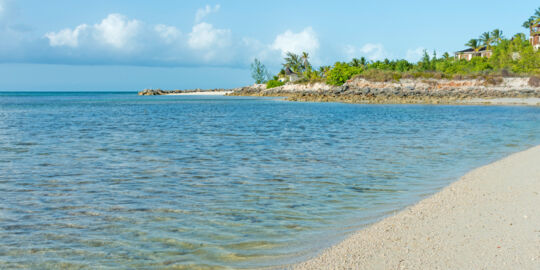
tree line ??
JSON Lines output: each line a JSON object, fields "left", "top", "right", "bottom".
{"left": 251, "top": 7, "right": 540, "bottom": 87}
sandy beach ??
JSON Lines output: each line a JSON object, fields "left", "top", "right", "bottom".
{"left": 293, "top": 145, "right": 540, "bottom": 269}
{"left": 166, "top": 91, "right": 233, "bottom": 96}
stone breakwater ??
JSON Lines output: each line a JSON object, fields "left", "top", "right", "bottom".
{"left": 138, "top": 88, "right": 231, "bottom": 96}
{"left": 228, "top": 77, "right": 540, "bottom": 105}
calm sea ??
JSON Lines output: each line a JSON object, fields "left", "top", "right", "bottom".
{"left": 1, "top": 92, "right": 539, "bottom": 269}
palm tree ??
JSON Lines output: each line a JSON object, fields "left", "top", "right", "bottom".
{"left": 522, "top": 7, "right": 540, "bottom": 29}
{"left": 465, "top": 39, "right": 481, "bottom": 52}
{"left": 301, "top": 52, "right": 311, "bottom": 71}
{"left": 318, "top": 65, "right": 331, "bottom": 78}
{"left": 350, "top": 58, "right": 361, "bottom": 67}
{"left": 513, "top": 33, "right": 527, "bottom": 41}
{"left": 491, "top": 29, "right": 504, "bottom": 44}
{"left": 283, "top": 52, "right": 302, "bottom": 73}
{"left": 480, "top": 32, "right": 493, "bottom": 49}
{"left": 360, "top": 57, "right": 367, "bottom": 66}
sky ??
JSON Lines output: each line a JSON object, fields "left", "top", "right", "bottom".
{"left": 0, "top": 0, "right": 538, "bottom": 91}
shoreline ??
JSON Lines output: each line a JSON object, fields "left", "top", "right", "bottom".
{"left": 292, "top": 145, "right": 540, "bottom": 269}
{"left": 227, "top": 77, "right": 540, "bottom": 106}
{"left": 229, "top": 92, "right": 540, "bottom": 106}
{"left": 138, "top": 88, "right": 232, "bottom": 96}
{"left": 165, "top": 91, "right": 232, "bottom": 96}
{"left": 461, "top": 97, "right": 540, "bottom": 106}
{"left": 138, "top": 77, "right": 540, "bottom": 105}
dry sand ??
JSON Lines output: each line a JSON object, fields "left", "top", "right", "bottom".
{"left": 293, "top": 146, "right": 540, "bottom": 269}
{"left": 166, "top": 91, "right": 232, "bottom": 96}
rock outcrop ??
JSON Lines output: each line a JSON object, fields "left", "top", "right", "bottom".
{"left": 228, "top": 77, "right": 540, "bottom": 104}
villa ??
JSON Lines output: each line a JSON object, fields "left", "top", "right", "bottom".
{"left": 530, "top": 19, "right": 540, "bottom": 51}
{"left": 456, "top": 19, "right": 540, "bottom": 60}
{"left": 455, "top": 47, "right": 492, "bottom": 61}
{"left": 279, "top": 67, "right": 300, "bottom": 83}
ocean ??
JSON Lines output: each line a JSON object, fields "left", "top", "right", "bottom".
{"left": 1, "top": 92, "right": 539, "bottom": 269}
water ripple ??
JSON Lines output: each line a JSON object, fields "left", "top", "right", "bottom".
{"left": 0, "top": 93, "right": 539, "bottom": 268}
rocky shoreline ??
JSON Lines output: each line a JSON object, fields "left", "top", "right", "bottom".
{"left": 138, "top": 77, "right": 540, "bottom": 105}
{"left": 228, "top": 77, "right": 540, "bottom": 105}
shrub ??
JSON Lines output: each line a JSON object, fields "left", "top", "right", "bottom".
{"left": 266, "top": 80, "right": 285, "bottom": 89}
{"left": 359, "top": 69, "right": 401, "bottom": 82}
{"left": 326, "top": 62, "right": 364, "bottom": 86}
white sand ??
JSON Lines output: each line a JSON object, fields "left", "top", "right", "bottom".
{"left": 166, "top": 91, "right": 232, "bottom": 96}
{"left": 462, "top": 98, "right": 540, "bottom": 106}
{"left": 294, "top": 146, "right": 540, "bottom": 269}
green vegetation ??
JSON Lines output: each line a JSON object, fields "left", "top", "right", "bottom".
{"left": 522, "top": 7, "right": 540, "bottom": 28}
{"left": 250, "top": 58, "right": 270, "bottom": 84}
{"left": 266, "top": 80, "right": 285, "bottom": 89}
{"left": 465, "top": 38, "right": 482, "bottom": 52}
{"left": 252, "top": 7, "right": 540, "bottom": 86}
{"left": 326, "top": 62, "right": 363, "bottom": 85}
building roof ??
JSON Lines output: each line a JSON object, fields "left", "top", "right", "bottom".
{"left": 456, "top": 46, "right": 490, "bottom": 54}
{"left": 284, "top": 66, "right": 297, "bottom": 75}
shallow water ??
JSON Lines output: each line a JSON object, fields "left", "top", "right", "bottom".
{"left": 1, "top": 92, "right": 539, "bottom": 269}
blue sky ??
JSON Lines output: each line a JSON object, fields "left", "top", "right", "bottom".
{"left": 0, "top": 0, "right": 538, "bottom": 91}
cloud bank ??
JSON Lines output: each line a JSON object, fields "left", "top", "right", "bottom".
{"left": 0, "top": 3, "right": 427, "bottom": 68}
{"left": 38, "top": 11, "right": 244, "bottom": 66}
{"left": 0, "top": 2, "right": 325, "bottom": 68}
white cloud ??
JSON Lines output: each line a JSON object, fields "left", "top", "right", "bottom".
{"left": 195, "top": 4, "right": 220, "bottom": 22}
{"left": 44, "top": 13, "right": 142, "bottom": 50}
{"left": 344, "top": 43, "right": 390, "bottom": 61}
{"left": 154, "top": 24, "right": 181, "bottom": 44}
{"left": 40, "top": 12, "right": 240, "bottom": 65}
{"left": 271, "top": 27, "right": 319, "bottom": 56}
{"left": 7, "top": 8, "right": 321, "bottom": 67}
{"left": 45, "top": 24, "right": 88, "bottom": 47}
{"left": 406, "top": 47, "right": 426, "bottom": 62}
{"left": 44, "top": 13, "right": 178, "bottom": 54}
{"left": 360, "top": 43, "right": 387, "bottom": 61}
{"left": 188, "top": 22, "right": 232, "bottom": 61}
{"left": 188, "top": 22, "right": 231, "bottom": 49}
{"left": 94, "top": 14, "right": 141, "bottom": 49}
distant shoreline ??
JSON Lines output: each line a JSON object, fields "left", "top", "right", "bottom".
{"left": 229, "top": 76, "right": 540, "bottom": 106}
{"left": 139, "top": 77, "right": 540, "bottom": 105}
{"left": 166, "top": 91, "right": 232, "bottom": 96}
{"left": 138, "top": 88, "right": 232, "bottom": 96}
{"left": 293, "top": 145, "right": 540, "bottom": 269}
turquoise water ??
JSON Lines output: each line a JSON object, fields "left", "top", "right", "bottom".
{"left": 1, "top": 92, "right": 539, "bottom": 269}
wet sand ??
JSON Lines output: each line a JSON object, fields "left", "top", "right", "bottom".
{"left": 293, "top": 146, "right": 540, "bottom": 269}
